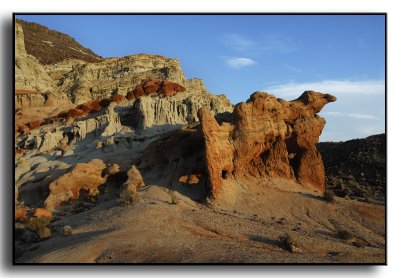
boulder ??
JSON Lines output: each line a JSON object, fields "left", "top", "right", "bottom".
{"left": 33, "top": 208, "right": 52, "bottom": 218}
{"left": 121, "top": 165, "right": 145, "bottom": 195}
{"left": 44, "top": 159, "right": 107, "bottom": 210}
{"left": 110, "top": 94, "right": 126, "bottom": 103}
{"left": 107, "top": 164, "right": 120, "bottom": 176}
{"left": 37, "top": 227, "right": 52, "bottom": 240}
{"left": 131, "top": 79, "right": 186, "bottom": 99}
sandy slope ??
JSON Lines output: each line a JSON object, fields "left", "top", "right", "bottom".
{"left": 16, "top": 179, "right": 385, "bottom": 263}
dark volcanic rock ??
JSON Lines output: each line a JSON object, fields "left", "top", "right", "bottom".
{"left": 318, "top": 134, "right": 386, "bottom": 204}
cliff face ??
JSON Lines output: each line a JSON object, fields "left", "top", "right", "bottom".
{"left": 132, "top": 92, "right": 233, "bottom": 132}
{"left": 15, "top": 22, "right": 65, "bottom": 108}
{"left": 15, "top": 20, "right": 210, "bottom": 108}
{"left": 52, "top": 54, "right": 189, "bottom": 104}
{"left": 198, "top": 91, "right": 336, "bottom": 197}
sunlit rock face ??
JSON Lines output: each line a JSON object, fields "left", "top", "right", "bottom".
{"left": 198, "top": 91, "right": 336, "bottom": 197}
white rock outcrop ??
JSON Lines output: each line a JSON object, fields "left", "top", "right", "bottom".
{"left": 133, "top": 92, "right": 233, "bottom": 132}
{"left": 15, "top": 22, "right": 65, "bottom": 109}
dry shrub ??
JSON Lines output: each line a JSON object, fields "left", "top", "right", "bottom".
{"left": 324, "top": 190, "right": 336, "bottom": 203}
{"left": 337, "top": 229, "right": 354, "bottom": 240}
{"left": 279, "top": 232, "right": 302, "bottom": 253}
{"left": 119, "top": 190, "right": 140, "bottom": 207}
{"left": 26, "top": 217, "right": 51, "bottom": 232}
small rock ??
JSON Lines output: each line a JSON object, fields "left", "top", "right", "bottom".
{"left": 63, "top": 149, "right": 74, "bottom": 157}
{"left": 63, "top": 225, "right": 73, "bottom": 236}
{"left": 37, "top": 227, "right": 52, "bottom": 239}
{"left": 121, "top": 165, "right": 145, "bottom": 195}
{"left": 107, "top": 163, "right": 120, "bottom": 175}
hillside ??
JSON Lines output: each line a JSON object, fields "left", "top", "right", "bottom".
{"left": 318, "top": 134, "right": 386, "bottom": 204}
{"left": 16, "top": 19, "right": 102, "bottom": 65}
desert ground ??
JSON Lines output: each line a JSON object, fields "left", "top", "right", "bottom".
{"left": 16, "top": 178, "right": 385, "bottom": 263}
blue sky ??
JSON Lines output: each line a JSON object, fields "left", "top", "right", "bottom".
{"left": 16, "top": 15, "right": 385, "bottom": 141}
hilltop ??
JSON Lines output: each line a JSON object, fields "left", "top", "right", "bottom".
{"left": 16, "top": 19, "right": 102, "bottom": 65}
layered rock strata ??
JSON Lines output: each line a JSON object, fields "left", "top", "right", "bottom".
{"left": 198, "top": 91, "right": 336, "bottom": 196}
{"left": 15, "top": 20, "right": 214, "bottom": 108}
{"left": 139, "top": 91, "right": 336, "bottom": 200}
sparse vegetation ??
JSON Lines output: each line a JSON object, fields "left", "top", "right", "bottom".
{"left": 279, "top": 232, "right": 302, "bottom": 253}
{"left": 26, "top": 217, "right": 51, "bottom": 232}
{"left": 353, "top": 239, "right": 367, "bottom": 248}
{"left": 324, "top": 190, "right": 336, "bottom": 203}
{"left": 18, "top": 19, "right": 101, "bottom": 65}
{"left": 337, "top": 229, "right": 354, "bottom": 240}
{"left": 119, "top": 190, "right": 140, "bottom": 206}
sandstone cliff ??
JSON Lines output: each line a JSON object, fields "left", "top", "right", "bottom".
{"left": 51, "top": 54, "right": 191, "bottom": 104}
{"left": 15, "top": 20, "right": 214, "bottom": 107}
{"left": 198, "top": 91, "right": 336, "bottom": 197}
{"left": 15, "top": 22, "right": 66, "bottom": 109}
{"left": 132, "top": 91, "right": 233, "bottom": 132}
{"left": 137, "top": 91, "right": 336, "bottom": 202}
{"left": 15, "top": 20, "right": 334, "bottom": 216}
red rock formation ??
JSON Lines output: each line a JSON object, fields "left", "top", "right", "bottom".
{"left": 15, "top": 207, "right": 27, "bottom": 222}
{"left": 27, "top": 120, "right": 42, "bottom": 130}
{"left": 131, "top": 79, "right": 186, "bottom": 99}
{"left": 198, "top": 91, "right": 336, "bottom": 197}
{"left": 33, "top": 208, "right": 52, "bottom": 218}
{"left": 66, "top": 108, "right": 85, "bottom": 118}
{"left": 44, "top": 98, "right": 112, "bottom": 124}
{"left": 77, "top": 99, "right": 107, "bottom": 113}
{"left": 44, "top": 159, "right": 107, "bottom": 210}
{"left": 110, "top": 94, "right": 126, "bottom": 103}
{"left": 126, "top": 90, "right": 135, "bottom": 100}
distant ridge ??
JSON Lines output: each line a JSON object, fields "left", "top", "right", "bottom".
{"left": 16, "top": 19, "right": 102, "bottom": 65}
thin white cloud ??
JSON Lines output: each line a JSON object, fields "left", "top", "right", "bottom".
{"left": 223, "top": 33, "right": 298, "bottom": 54}
{"left": 264, "top": 79, "right": 385, "bottom": 97}
{"left": 323, "top": 111, "right": 342, "bottom": 116}
{"left": 348, "top": 113, "right": 380, "bottom": 120}
{"left": 224, "top": 57, "right": 256, "bottom": 70}
{"left": 320, "top": 111, "right": 380, "bottom": 120}
{"left": 283, "top": 64, "right": 302, "bottom": 73}
{"left": 223, "top": 34, "right": 255, "bottom": 51}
